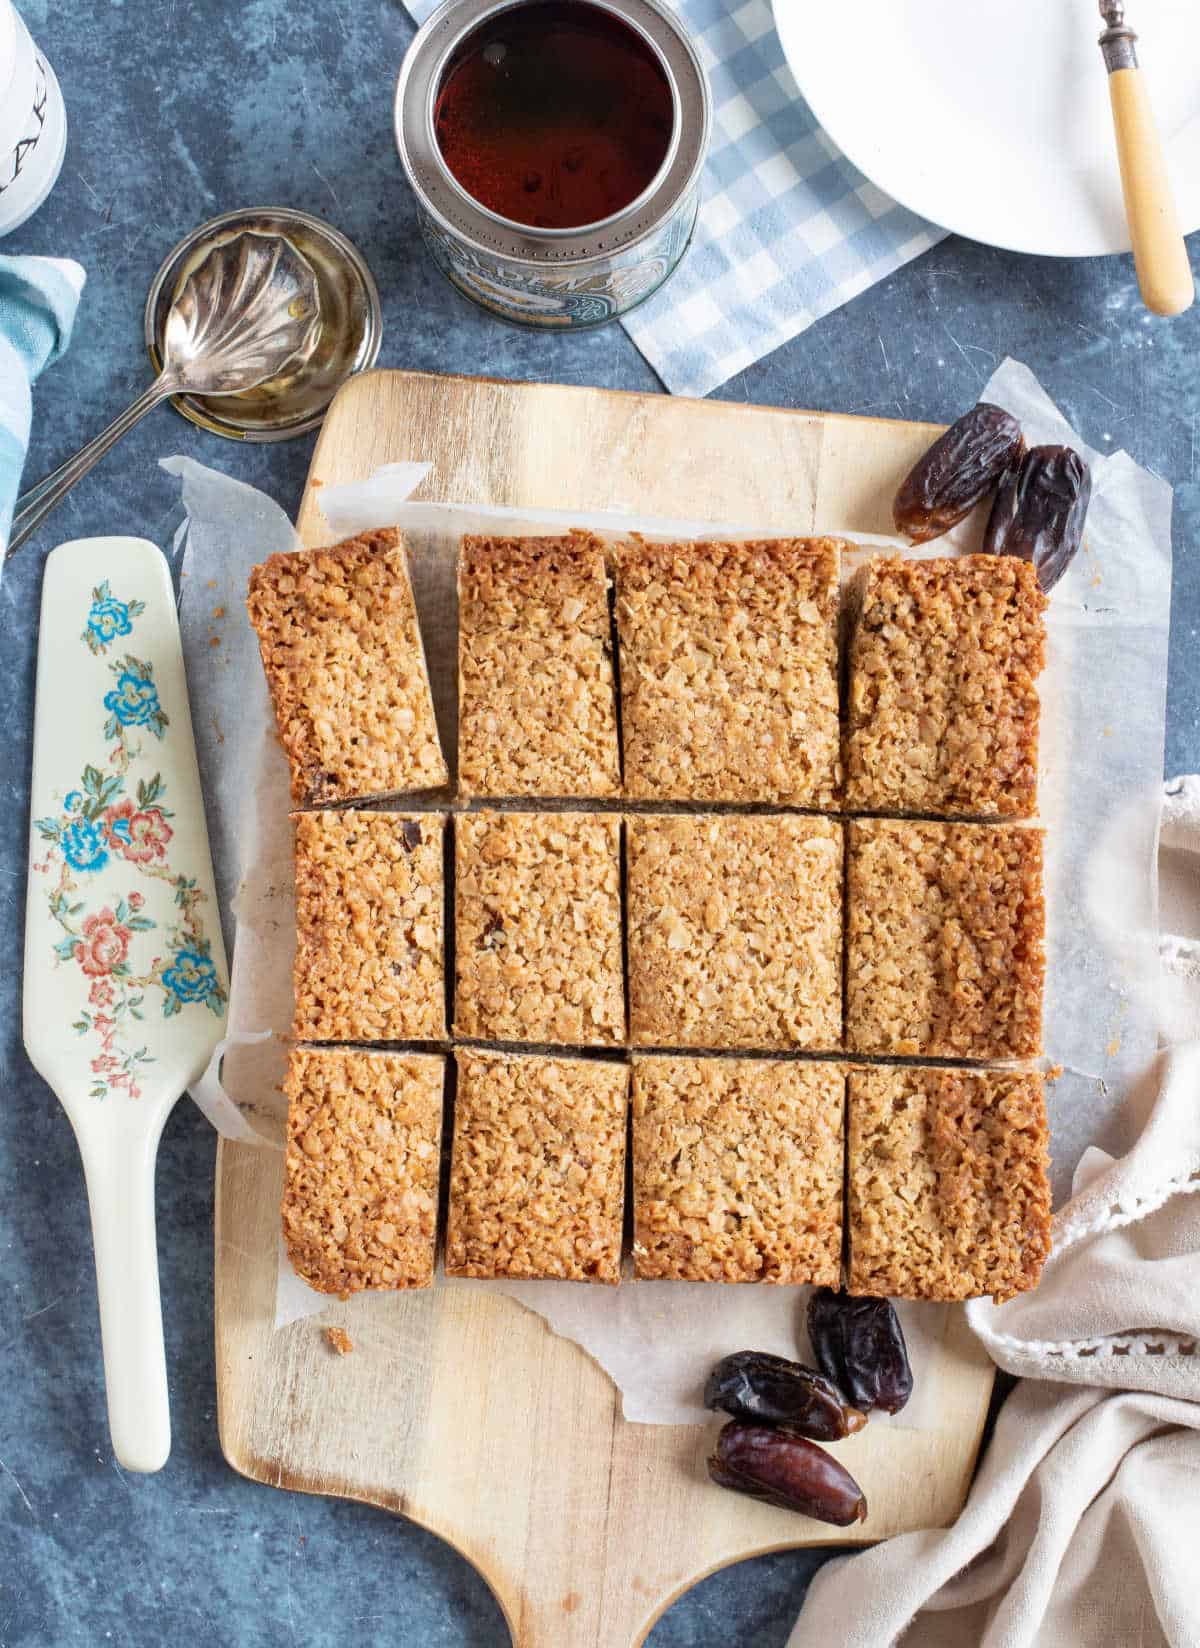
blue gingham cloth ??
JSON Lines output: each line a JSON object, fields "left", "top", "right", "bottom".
{"left": 403, "top": 0, "right": 943, "bottom": 396}
{"left": 0, "top": 254, "right": 84, "bottom": 558}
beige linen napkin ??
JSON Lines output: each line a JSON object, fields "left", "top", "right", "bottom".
{"left": 790, "top": 777, "right": 1200, "bottom": 1648}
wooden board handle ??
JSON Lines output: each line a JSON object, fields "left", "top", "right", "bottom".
{"left": 1107, "top": 67, "right": 1194, "bottom": 317}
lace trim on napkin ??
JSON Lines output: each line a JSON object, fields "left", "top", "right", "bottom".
{"left": 982, "top": 1329, "right": 1200, "bottom": 1362}
{"left": 1038, "top": 1333, "right": 1199, "bottom": 1359}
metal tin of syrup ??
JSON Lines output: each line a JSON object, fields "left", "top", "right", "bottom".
{"left": 395, "top": 0, "right": 710, "bottom": 329}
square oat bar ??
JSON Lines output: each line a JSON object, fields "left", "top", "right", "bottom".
{"left": 281, "top": 1047, "right": 445, "bottom": 1294}
{"left": 844, "top": 554, "right": 1046, "bottom": 818}
{"left": 454, "top": 811, "right": 624, "bottom": 1046}
{"left": 631, "top": 1057, "right": 844, "bottom": 1283}
{"left": 626, "top": 814, "right": 843, "bottom": 1051}
{"left": 247, "top": 529, "right": 447, "bottom": 805}
{"left": 615, "top": 537, "right": 842, "bottom": 804}
{"left": 457, "top": 532, "right": 620, "bottom": 798}
{"left": 292, "top": 811, "right": 446, "bottom": 1042}
{"left": 846, "top": 1064, "right": 1051, "bottom": 1302}
{"left": 845, "top": 818, "right": 1045, "bottom": 1060}
{"left": 445, "top": 1050, "right": 628, "bottom": 1283}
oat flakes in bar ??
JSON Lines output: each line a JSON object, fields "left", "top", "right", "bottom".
{"left": 292, "top": 810, "right": 445, "bottom": 1043}
{"left": 631, "top": 1056, "right": 844, "bottom": 1283}
{"left": 844, "top": 554, "right": 1046, "bottom": 818}
{"left": 626, "top": 813, "right": 843, "bottom": 1051}
{"left": 845, "top": 818, "right": 1045, "bottom": 1061}
{"left": 457, "top": 532, "right": 620, "bottom": 798}
{"left": 281, "top": 1048, "right": 445, "bottom": 1295}
{"left": 616, "top": 537, "right": 842, "bottom": 804}
{"left": 847, "top": 1064, "right": 1051, "bottom": 1302}
{"left": 247, "top": 528, "right": 447, "bottom": 805}
{"left": 445, "top": 1049, "right": 627, "bottom": 1283}
{"left": 454, "top": 810, "right": 624, "bottom": 1046}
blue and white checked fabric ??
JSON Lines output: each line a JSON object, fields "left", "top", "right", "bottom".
{"left": 0, "top": 254, "right": 84, "bottom": 560}
{"left": 403, "top": 0, "right": 943, "bottom": 396}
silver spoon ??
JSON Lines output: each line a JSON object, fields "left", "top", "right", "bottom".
{"left": 7, "top": 229, "right": 322, "bottom": 558}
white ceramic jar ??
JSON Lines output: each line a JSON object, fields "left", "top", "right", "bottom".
{"left": 0, "top": 0, "right": 67, "bottom": 237}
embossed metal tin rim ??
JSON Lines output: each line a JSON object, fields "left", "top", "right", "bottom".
{"left": 395, "top": 0, "right": 710, "bottom": 269}
{"left": 143, "top": 207, "right": 383, "bottom": 442}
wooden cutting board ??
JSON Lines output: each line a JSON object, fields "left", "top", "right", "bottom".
{"left": 214, "top": 368, "right": 995, "bottom": 1648}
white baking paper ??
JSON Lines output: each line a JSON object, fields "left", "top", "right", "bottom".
{"left": 168, "top": 357, "right": 1173, "bottom": 1425}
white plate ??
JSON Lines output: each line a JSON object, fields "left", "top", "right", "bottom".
{"left": 773, "top": 0, "right": 1200, "bottom": 257}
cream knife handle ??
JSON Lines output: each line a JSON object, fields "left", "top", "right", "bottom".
{"left": 1106, "top": 66, "right": 1194, "bottom": 317}
{"left": 76, "top": 1119, "right": 171, "bottom": 1473}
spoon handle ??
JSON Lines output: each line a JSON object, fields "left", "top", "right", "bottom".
{"left": 6, "top": 378, "right": 173, "bottom": 558}
{"left": 75, "top": 1116, "right": 172, "bottom": 1473}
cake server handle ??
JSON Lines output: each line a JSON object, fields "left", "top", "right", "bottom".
{"left": 74, "top": 1112, "right": 171, "bottom": 1474}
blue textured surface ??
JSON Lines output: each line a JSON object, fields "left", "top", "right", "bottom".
{"left": 1, "top": 1, "right": 1198, "bottom": 1643}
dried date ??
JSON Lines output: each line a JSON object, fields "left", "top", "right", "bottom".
{"left": 807, "top": 1289, "right": 913, "bottom": 1416}
{"left": 704, "top": 1351, "right": 866, "bottom": 1441}
{"left": 983, "top": 443, "right": 1091, "bottom": 591}
{"left": 894, "top": 402, "right": 1025, "bottom": 543}
{"left": 708, "top": 1422, "right": 867, "bottom": 1525}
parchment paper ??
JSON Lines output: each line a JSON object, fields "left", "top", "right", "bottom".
{"left": 170, "top": 359, "right": 1173, "bottom": 1425}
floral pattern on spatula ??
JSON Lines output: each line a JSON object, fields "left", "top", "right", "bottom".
{"left": 83, "top": 580, "right": 146, "bottom": 655}
{"left": 32, "top": 584, "right": 227, "bottom": 1099}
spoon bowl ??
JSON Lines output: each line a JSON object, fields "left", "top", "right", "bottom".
{"left": 143, "top": 206, "right": 384, "bottom": 442}
{"left": 160, "top": 229, "right": 322, "bottom": 395}
{"left": 6, "top": 230, "right": 321, "bottom": 557}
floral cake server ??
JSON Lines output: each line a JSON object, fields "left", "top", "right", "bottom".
{"left": 24, "top": 536, "right": 228, "bottom": 1472}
